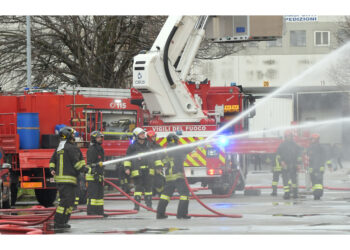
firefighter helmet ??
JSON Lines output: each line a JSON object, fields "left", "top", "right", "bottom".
{"left": 147, "top": 130, "right": 156, "bottom": 138}
{"left": 59, "top": 127, "right": 75, "bottom": 140}
{"left": 166, "top": 133, "right": 179, "bottom": 144}
{"left": 90, "top": 131, "right": 104, "bottom": 143}
{"left": 311, "top": 133, "right": 320, "bottom": 139}
{"left": 284, "top": 130, "right": 293, "bottom": 137}
{"left": 133, "top": 127, "right": 146, "bottom": 138}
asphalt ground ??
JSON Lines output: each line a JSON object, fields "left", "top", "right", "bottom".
{"left": 2, "top": 162, "right": 350, "bottom": 250}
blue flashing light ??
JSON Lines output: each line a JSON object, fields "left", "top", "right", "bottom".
{"left": 230, "top": 82, "right": 236, "bottom": 86}
{"left": 218, "top": 136, "right": 229, "bottom": 147}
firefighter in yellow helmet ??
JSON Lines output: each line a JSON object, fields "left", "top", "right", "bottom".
{"left": 86, "top": 131, "right": 106, "bottom": 216}
{"left": 156, "top": 133, "right": 195, "bottom": 219}
{"left": 124, "top": 127, "right": 159, "bottom": 210}
{"left": 49, "top": 127, "right": 91, "bottom": 229}
{"left": 307, "top": 133, "right": 325, "bottom": 200}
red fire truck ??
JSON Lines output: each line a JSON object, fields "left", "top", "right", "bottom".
{"left": 0, "top": 87, "right": 145, "bottom": 207}
{"left": 0, "top": 16, "right": 289, "bottom": 206}
{"left": 0, "top": 80, "right": 256, "bottom": 207}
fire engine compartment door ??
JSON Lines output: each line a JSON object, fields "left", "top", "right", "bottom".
{"left": 86, "top": 109, "right": 137, "bottom": 139}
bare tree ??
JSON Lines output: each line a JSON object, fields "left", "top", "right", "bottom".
{"left": 0, "top": 16, "right": 166, "bottom": 91}
{"left": 330, "top": 16, "right": 350, "bottom": 88}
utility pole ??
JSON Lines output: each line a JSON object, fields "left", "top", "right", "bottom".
{"left": 26, "top": 16, "right": 32, "bottom": 88}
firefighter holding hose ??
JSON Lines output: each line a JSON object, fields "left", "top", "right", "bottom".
{"left": 156, "top": 133, "right": 196, "bottom": 219}
{"left": 124, "top": 127, "right": 159, "bottom": 210}
{"left": 49, "top": 127, "right": 91, "bottom": 229}
{"left": 147, "top": 130, "right": 166, "bottom": 196}
{"left": 85, "top": 131, "right": 106, "bottom": 216}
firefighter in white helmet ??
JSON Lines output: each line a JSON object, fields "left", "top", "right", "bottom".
{"left": 124, "top": 127, "right": 159, "bottom": 210}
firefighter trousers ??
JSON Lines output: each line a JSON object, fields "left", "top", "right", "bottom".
{"left": 153, "top": 173, "right": 166, "bottom": 196}
{"left": 271, "top": 170, "right": 282, "bottom": 195}
{"left": 310, "top": 171, "right": 324, "bottom": 199}
{"left": 133, "top": 174, "right": 153, "bottom": 210}
{"left": 282, "top": 167, "right": 298, "bottom": 198}
{"left": 157, "top": 178, "right": 190, "bottom": 218}
{"left": 86, "top": 180, "right": 104, "bottom": 215}
{"left": 54, "top": 183, "right": 76, "bottom": 226}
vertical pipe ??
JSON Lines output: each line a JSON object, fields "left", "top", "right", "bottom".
{"left": 26, "top": 16, "right": 32, "bottom": 89}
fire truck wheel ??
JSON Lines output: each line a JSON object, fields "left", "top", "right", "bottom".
{"left": 211, "top": 183, "right": 235, "bottom": 196}
{"left": 35, "top": 189, "right": 57, "bottom": 207}
{"left": 10, "top": 182, "right": 18, "bottom": 206}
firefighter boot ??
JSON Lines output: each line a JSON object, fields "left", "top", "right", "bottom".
{"left": 156, "top": 199, "right": 168, "bottom": 219}
{"left": 133, "top": 195, "right": 141, "bottom": 211}
{"left": 271, "top": 186, "right": 277, "bottom": 196}
{"left": 145, "top": 195, "right": 153, "bottom": 209}
{"left": 313, "top": 189, "right": 323, "bottom": 200}
{"left": 54, "top": 210, "right": 71, "bottom": 229}
{"left": 177, "top": 200, "right": 191, "bottom": 219}
{"left": 292, "top": 187, "right": 298, "bottom": 199}
{"left": 283, "top": 192, "right": 290, "bottom": 200}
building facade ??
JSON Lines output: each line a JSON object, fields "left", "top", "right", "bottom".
{"left": 194, "top": 15, "right": 350, "bottom": 149}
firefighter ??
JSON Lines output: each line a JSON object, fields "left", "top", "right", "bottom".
{"left": 271, "top": 154, "right": 282, "bottom": 196}
{"left": 147, "top": 130, "right": 165, "bottom": 196}
{"left": 124, "top": 127, "right": 157, "bottom": 210}
{"left": 85, "top": 131, "right": 106, "bottom": 216}
{"left": 49, "top": 127, "right": 91, "bottom": 229}
{"left": 156, "top": 133, "right": 195, "bottom": 219}
{"left": 276, "top": 130, "right": 301, "bottom": 199}
{"left": 307, "top": 133, "right": 325, "bottom": 200}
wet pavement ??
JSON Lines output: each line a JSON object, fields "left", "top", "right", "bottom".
{"left": 2, "top": 163, "right": 350, "bottom": 235}
{"left": 51, "top": 163, "right": 350, "bottom": 235}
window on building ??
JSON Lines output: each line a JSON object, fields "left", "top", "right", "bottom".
{"left": 314, "top": 31, "right": 330, "bottom": 46}
{"left": 290, "top": 30, "right": 306, "bottom": 47}
{"left": 266, "top": 38, "right": 282, "bottom": 47}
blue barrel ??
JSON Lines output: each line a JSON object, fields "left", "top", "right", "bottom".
{"left": 17, "top": 113, "right": 40, "bottom": 149}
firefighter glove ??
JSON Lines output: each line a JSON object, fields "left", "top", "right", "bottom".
{"left": 82, "top": 165, "right": 92, "bottom": 174}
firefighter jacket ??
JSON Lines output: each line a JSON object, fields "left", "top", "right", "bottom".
{"left": 86, "top": 143, "right": 105, "bottom": 182}
{"left": 149, "top": 141, "right": 164, "bottom": 170}
{"left": 49, "top": 140, "right": 88, "bottom": 185}
{"left": 307, "top": 142, "right": 325, "bottom": 174}
{"left": 273, "top": 155, "right": 282, "bottom": 172}
{"left": 123, "top": 141, "right": 157, "bottom": 178}
{"left": 163, "top": 143, "right": 195, "bottom": 182}
{"left": 276, "top": 140, "right": 301, "bottom": 169}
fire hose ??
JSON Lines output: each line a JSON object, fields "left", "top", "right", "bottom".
{"left": 104, "top": 166, "right": 243, "bottom": 218}
{"left": 104, "top": 178, "right": 241, "bottom": 218}
{"left": 1, "top": 169, "right": 349, "bottom": 233}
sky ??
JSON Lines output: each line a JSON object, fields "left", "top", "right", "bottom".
{"left": 1, "top": 0, "right": 349, "bottom": 15}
